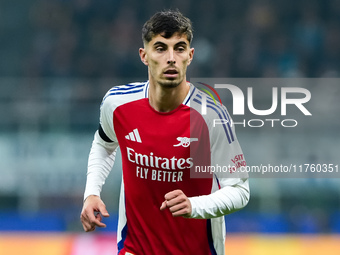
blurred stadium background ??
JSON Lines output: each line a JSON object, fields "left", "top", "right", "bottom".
{"left": 1, "top": 0, "right": 340, "bottom": 254}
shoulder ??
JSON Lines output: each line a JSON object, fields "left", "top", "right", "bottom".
{"left": 101, "top": 81, "right": 149, "bottom": 110}
{"left": 190, "top": 85, "right": 231, "bottom": 121}
{"left": 102, "top": 81, "right": 148, "bottom": 101}
{"left": 189, "top": 85, "right": 235, "bottom": 144}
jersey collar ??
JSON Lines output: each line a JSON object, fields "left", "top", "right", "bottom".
{"left": 143, "top": 80, "right": 150, "bottom": 98}
{"left": 144, "top": 80, "right": 195, "bottom": 106}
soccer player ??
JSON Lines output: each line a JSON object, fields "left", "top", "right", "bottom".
{"left": 80, "top": 10, "right": 250, "bottom": 255}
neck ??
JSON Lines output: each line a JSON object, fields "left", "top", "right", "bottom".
{"left": 148, "top": 79, "right": 190, "bottom": 112}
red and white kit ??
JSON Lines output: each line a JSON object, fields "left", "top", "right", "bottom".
{"left": 84, "top": 81, "right": 249, "bottom": 255}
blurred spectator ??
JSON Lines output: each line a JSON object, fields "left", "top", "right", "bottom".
{"left": 1, "top": 0, "right": 338, "bottom": 79}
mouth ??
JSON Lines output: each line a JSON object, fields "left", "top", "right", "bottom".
{"left": 163, "top": 69, "right": 179, "bottom": 78}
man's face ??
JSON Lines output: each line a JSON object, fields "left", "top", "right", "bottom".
{"left": 139, "top": 33, "right": 194, "bottom": 88}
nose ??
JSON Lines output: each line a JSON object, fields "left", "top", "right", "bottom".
{"left": 167, "top": 49, "right": 176, "bottom": 65}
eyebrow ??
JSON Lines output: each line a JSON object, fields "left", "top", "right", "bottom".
{"left": 153, "top": 41, "right": 188, "bottom": 47}
{"left": 153, "top": 41, "right": 166, "bottom": 47}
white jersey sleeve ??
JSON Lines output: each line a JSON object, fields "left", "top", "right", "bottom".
{"left": 83, "top": 82, "right": 147, "bottom": 200}
{"left": 83, "top": 87, "right": 120, "bottom": 200}
{"left": 83, "top": 131, "right": 118, "bottom": 200}
{"left": 188, "top": 96, "right": 250, "bottom": 219}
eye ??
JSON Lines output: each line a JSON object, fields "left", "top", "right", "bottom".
{"left": 177, "top": 47, "right": 185, "bottom": 52}
{"left": 156, "top": 47, "right": 165, "bottom": 52}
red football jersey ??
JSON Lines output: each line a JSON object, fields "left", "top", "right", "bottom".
{"left": 84, "top": 81, "right": 249, "bottom": 255}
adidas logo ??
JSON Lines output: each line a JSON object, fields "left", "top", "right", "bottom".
{"left": 125, "top": 128, "right": 142, "bottom": 143}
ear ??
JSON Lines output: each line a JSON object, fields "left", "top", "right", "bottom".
{"left": 187, "top": 48, "right": 194, "bottom": 66}
{"left": 139, "top": 48, "right": 148, "bottom": 66}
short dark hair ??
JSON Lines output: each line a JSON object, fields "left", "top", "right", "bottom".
{"left": 142, "top": 10, "right": 193, "bottom": 44}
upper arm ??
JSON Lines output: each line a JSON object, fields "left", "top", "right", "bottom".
{"left": 208, "top": 104, "right": 248, "bottom": 183}
{"left": 99, "top": 94, "right": 117, "bottom": 144}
